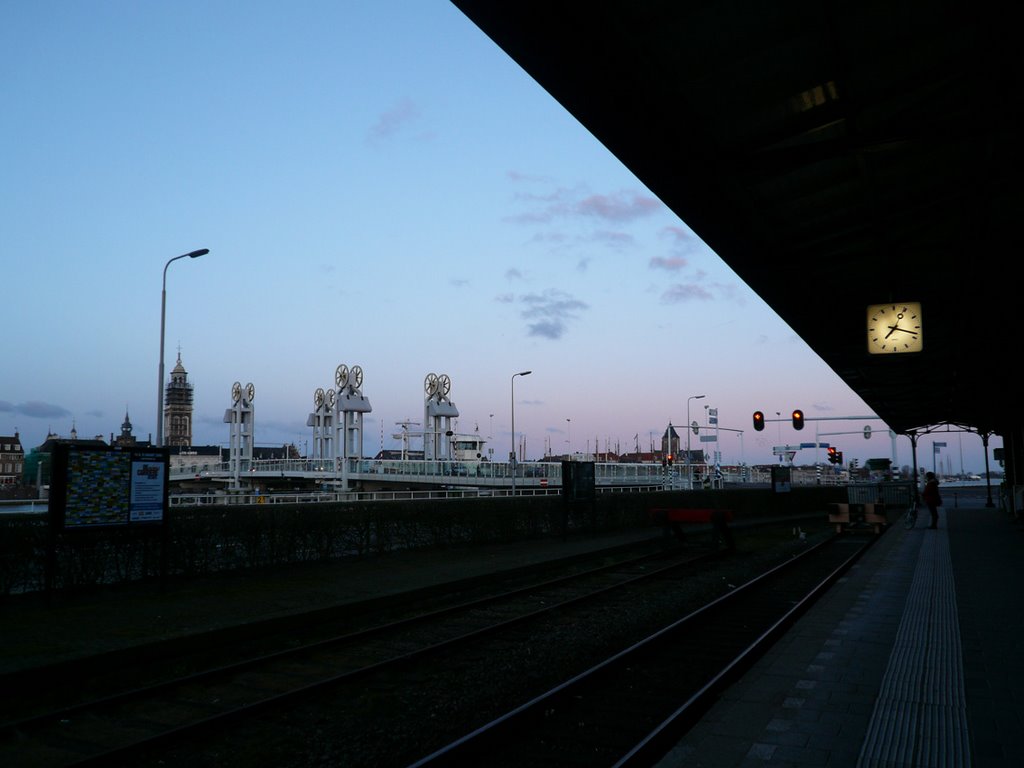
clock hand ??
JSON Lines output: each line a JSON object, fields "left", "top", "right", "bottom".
{"left": 887, "top": 325, "right": 918, "bottom": 336}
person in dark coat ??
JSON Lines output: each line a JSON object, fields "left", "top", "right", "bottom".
{"left": 922, "top": 471, "right": 942, "bottom": 529}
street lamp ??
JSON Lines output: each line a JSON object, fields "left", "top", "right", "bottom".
{"left": 687, "top": 394, "right": 706, "bottom": 489}
{"left": 157, "top": 248, "right": 208, "bottom": 447}
{"left": 510, "top": 370, "right": 531, "bottom": 495}
{"left": 566, "top": 418, "right": 572, "bottom": 458}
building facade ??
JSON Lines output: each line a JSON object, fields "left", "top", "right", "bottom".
{"left": 1, "top": 433, "right": 25, "bottom": 485}
{"left": 164, "top": 353, "right": 194, "bottom": 447}
{"left": 110, "top": 410, "right": 151, "bottom": 449}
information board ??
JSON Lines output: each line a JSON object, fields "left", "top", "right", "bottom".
{"left": 49, "top": 444, "right": 169, "bottom": 528}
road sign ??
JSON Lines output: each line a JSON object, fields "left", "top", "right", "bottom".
{"left": 691, "top": 420, "right": 699, "bottom": 435}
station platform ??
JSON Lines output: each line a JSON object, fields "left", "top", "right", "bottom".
{"left": 657, "top": 492, "right": 1023, "bottom": 768}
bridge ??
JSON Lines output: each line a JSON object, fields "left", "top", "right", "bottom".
{"left": 173, "top": 457, "right": 686, "bottom": 491}
{"left": 161, "top": 457, "right": 859, "bottom": 508}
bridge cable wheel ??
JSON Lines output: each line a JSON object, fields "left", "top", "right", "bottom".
{"left": 326, "top": 388, "right": 336, "bottom": 409}
{"left": 351, "top": 365, "right": 363, "bottom": 389}
{"left": 335, "top": 364, "right": 349, "bottom": 389}
{"left": 231, "top": 381, "right": 242, "bottom": 403}
{"left": 424, "top": 373, "right": 438, "bottom": 396}
{"left": 439, "top": 374, "right": 451, "bottom": 397}
{"left": 246, "top": 383, "right": 255, "bottom": 402}
{"left": 314, "top": 387, "right": 325, "bottom": 409}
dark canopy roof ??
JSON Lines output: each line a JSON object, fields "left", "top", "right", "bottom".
{"left": 452, "top": 0, "right": 1021, "bottom": 437}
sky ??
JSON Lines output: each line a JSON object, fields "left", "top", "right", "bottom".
{"left": 0, "top": 1, "right": 1000, "bottom": 474}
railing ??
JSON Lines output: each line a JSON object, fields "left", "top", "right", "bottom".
{"left": 171, "top": 458, "right": 739, "bottom": 486}
{"left": 0, "top": 499, "right": 48, "bottom": 514}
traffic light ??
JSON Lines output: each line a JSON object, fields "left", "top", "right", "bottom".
{"left": 753, "top": 411, "right": 765, "bottom": 431}
{"left": 667, "top": 454, "right": 673, "bottom": 466}
{"left": 827, "top": 446, "right": 837, "bottom": 464}
{"left": 792, "top": 409, "right": 804, "bottom": 430}
{"left": 836, "top": 451, "right": 844, "bottom": 466}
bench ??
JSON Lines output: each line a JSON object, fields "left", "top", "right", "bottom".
{"left": 828, "top": 502, "right": 888, "bottom": 533}
{"left": 649, "top": 508, "right": 735, "bottom": 550}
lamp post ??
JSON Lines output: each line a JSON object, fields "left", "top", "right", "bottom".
{"left": 157, "top": 248, "right": 208, "bottom": 447}
{"left": 687, "top": 394, "right": 706, "bottom": 489}
{"left": 566, "top": 418, "right": 571, "bottom": 458}
{"left": 510, "top": 370, "right": 531, "bottom": 495}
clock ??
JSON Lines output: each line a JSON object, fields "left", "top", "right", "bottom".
{"left": 867, "top": 302, "right": 923, "bottom": 354}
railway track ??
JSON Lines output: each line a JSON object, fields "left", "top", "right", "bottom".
{"left": 407, "top": 532, "right": 877, "bottom": 767}
{"left": 1, "top": 537, "right": 725, "bottom": 768}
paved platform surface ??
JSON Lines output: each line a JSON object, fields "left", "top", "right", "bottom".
{"left": 656, "top": 491, "right": 1022, "bottom": 768}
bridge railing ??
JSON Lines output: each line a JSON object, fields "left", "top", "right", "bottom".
{"left": 171, "top": 458, "right": 685, "bottom": 485}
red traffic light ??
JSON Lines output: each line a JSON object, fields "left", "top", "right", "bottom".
{"left": 792, "top": 409, "right": 805, "bottom": 430}
{"left": 753, "top": 411, "right": 765, "bottom": 431}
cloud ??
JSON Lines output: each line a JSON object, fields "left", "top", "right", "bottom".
{"left": 368, "top": 99, "right": 420, "bottom": 141}
{"left": 649, "top": 255, "right": 688, "bottom": 271}
{"left": 450, "top": 278, "right": 469, "bottom": 288}
{"left": 593, "top": 230, "right": 634, "bottom": 248}
{"left": 577, "top": 192, "right": 661, "bottom": 222}
{"left": 495, "top": 293, "right": 515, "bottom": 304}
{"left": 505, "top": 185, "right": 662, "bottom": 227}
{"left": 506, "top": 170, "right": 553, "bottom": 183}
{"left": 505, "top": 268, "right": 523, "bottom": 280}
{"left": 519, "top": 289, "right": 589, "bottom": 339}
{"left": 659, "top": 278, "right": 745, "bottom": 305}
{"left": 660, "top": 225, "right": 693, "bottom": 243}
{"left": 0, "top": 400, "right": 72, "bottom": 419}
{"left": 660, "top": 283, "right": 715, "bottom": 303}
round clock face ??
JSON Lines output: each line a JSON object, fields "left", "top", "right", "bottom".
{"left": 867, "top": 303, "right": 923, "bottom": 354}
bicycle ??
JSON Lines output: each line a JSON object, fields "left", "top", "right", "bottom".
{"left": 903, "top": 499, "right": 919, "bottom": 529}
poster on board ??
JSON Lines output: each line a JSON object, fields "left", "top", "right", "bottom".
{"left": 50, "top": 443, "right": 169, "bottom": 528}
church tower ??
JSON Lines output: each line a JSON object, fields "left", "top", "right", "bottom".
{"left": 164, "top": 352, "right": 194, "bottom": 447}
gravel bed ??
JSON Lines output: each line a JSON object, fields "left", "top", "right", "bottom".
{"left": 148, "top": 522, "right": 834, "bottom": 768}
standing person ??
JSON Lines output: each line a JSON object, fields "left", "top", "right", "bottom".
{"left": 922, "top": 471, "right": 942, "bottom": 529}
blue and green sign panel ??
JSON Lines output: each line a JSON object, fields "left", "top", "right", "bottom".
{"left": 49, "top": 443, "right": 169, "bottom": 528}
